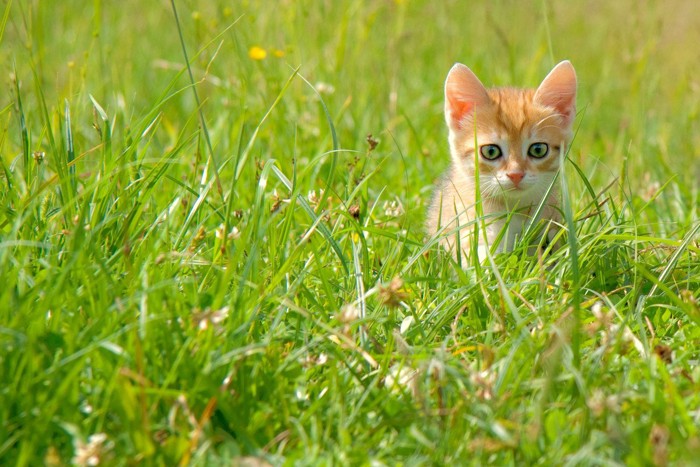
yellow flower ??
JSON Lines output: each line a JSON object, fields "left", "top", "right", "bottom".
{"left": 248, "top": 46, "right": 267, "bottom": 60}
{"left": 273, "top": 49, "right": 285, "bottom": 58}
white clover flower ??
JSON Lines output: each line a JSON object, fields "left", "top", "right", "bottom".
{"left": 193, "top": 306, "right": 230, "bottom": 331}
{"left": 383, "top": 199, "right": 404, "bottom": 217}
{"left": 215, "top": 224, "right": 240, "bottom": 240}
{"left": 338, "top": 303, "right": 360, "bottom": 324}
{"left": 314, "top": 82, "right": 335, "bottom": 95}
{"left": 641, "top": 172, "right": 661, "bottom": 201}
{"left": 471, "top": 368, "right": 496, "bottom": 401}
{"left": 72, "top": 432, "right": 112, "bottom": 466}
{"left": 385, "top": 363, "right": 419, "bottom": 397}
{"left": 300, "top": 352, "right": 329, "bottom": 367}
{"left": 307, "top": 189, "right": 324, "bottom": 206}
{"left": 587, "top": 389, "right": 622, "bottom": 417}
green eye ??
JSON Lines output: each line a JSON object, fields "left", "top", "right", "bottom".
{"left": 480, "top": 144, "right": 502, "bottom": 160}
{"left": 528, "top": 142, "right": 549, "bottom": 158}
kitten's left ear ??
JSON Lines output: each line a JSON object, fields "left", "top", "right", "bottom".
{"left": 534, "top": 60, "right": 577, "bottom": 128}
{"left": 444, "top": 63, "right": 491, "bottom": 130}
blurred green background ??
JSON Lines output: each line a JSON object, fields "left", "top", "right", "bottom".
{"left": 6, "top": 0, "right": 700, "bottom": 196}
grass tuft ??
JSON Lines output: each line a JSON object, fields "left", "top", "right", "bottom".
{"left": 1, "top": 1, "right": 699, "bottom": 465}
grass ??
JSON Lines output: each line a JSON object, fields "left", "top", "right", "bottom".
{"left": 1, "top": 0, "right": 699, "bottom": 465}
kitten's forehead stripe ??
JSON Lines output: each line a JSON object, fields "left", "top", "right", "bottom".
{"left": 487, "top": 88, "right": 537, "bottom": 140}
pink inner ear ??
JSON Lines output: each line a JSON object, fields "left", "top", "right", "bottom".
{"left": 545, "top": 92, "right": 575, "bottom": 122}
{"left": 447, "top": 95, "right": 475, "bottom": 124}
{"left": 444, "top": 64, "right": 490, "bottom": 129}
{"left": 534, "top": 61, "right": 577, "bottom": 127}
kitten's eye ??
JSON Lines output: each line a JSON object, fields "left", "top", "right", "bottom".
{"left": 528, "top": 142, "right": 549, "bottom": 158}
{"left": 480, "top": 144, "right": 502, "bottom": 160}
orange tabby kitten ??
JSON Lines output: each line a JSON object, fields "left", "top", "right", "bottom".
{"left": 426, "top": 61, "right": 577, "bottom": 262}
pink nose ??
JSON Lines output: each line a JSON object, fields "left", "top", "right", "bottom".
{"left": 507, "top": 172, "right": 525, "bottom": 186}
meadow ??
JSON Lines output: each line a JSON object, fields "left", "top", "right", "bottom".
{"left": 1, "top": 0, "right": 699, "bottom": 465}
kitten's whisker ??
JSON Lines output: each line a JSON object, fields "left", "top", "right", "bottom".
{"left": 533, "top": 114, "right": 559, "bottom": 129}
{"left": 534, "top": 124, "right": 562, "bottom": 132}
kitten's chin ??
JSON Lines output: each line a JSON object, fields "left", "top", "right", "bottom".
{"left": 499, "top": 185, "right": 546, "bottom": 205}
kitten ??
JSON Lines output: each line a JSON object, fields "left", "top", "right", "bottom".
{"left": 426, "top": 60, "right": 577, "bottom": 263}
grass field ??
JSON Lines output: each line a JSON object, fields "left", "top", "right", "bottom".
{"left": 1, "top": 0, "right": 699, "bottom": 465}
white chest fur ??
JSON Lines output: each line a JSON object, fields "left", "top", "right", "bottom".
{"left": 475, "top": 211, "right": 540, "bottom": 261}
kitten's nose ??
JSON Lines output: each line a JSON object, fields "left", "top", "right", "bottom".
{"left": 507, "top": 172, "right": 525, "bottom": 186}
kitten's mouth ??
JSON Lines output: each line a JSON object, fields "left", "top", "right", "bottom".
{"left": 495, "top": 179, "right": 528, "bottom": 192}
{"left": 501, "top": 185, "right": 534, "bottom": 197}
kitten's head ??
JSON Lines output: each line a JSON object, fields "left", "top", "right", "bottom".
{"left": 444, "top": 61, "right": 577, "bottom": 205}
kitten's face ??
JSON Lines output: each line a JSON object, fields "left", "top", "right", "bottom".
{"left": 444, "top": 62, "right": 577, "bottom": 205}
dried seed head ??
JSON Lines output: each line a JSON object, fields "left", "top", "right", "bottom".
{"left": 193, "top": 226, "right": 206, "bottom": 242}
{"left": 189, "top": 226, "right": 207, "bottom": 252}
{"left": 270, "top": 189, "right": 282, "bottom": 213}
{"left": 338, "top": 303, "right": 360, "bottom": 324}
{"left": 366, "top": 133, "right": 379, "bottom": 151}
{"left": 653, "top": 344, "right": 673, "bottom": 364}
{"left": 378, "top": 276, "right": 408, "bottom": 308}
{"left": 649, "top": 424, "right": 670, "bottom": 467}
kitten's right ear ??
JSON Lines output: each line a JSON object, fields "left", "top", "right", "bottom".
{"left": 444, "top": 63, "right": 490, "bottom": 130}
{"left": 534, "top": 60, "right": 577, "bottom": 128}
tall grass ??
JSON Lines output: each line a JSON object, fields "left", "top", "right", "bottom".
{"left": 1, "top": 0, "right": 699, "bottom": 464}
